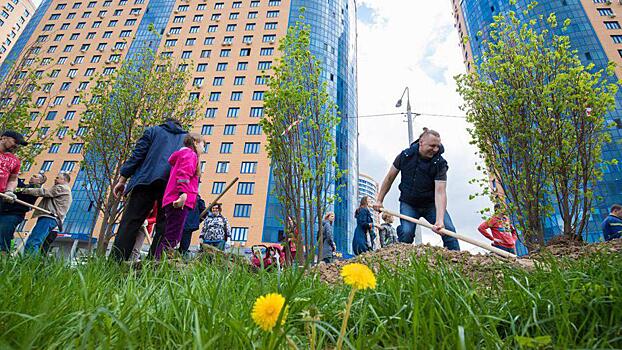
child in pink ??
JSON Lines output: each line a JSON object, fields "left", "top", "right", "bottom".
{"left": 155, "top": 133, "right": 203, "bottom": 259}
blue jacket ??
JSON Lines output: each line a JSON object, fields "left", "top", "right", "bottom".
{"left": 184, "top": 196, "right": 206, "bottom": 232}
{"left": 602, "top": 214, "right": 622, "bottom": 241}
{"left": 120, "top": 121, "right": 187, "bottom": 194}
{"left": 353, "top": 207, "right": 374, "bottom": 255}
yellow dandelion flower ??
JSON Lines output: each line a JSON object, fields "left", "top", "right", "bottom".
{"left": 251, "top": 293, "right": 288, "bottom": 331}
{"left": 340, "top": 263, "right": 376, "bottom": 290}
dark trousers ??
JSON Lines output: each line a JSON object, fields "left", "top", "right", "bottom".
{"left": 178, "top": 228, "right": 196, "bottom": 254}
{"left": 0, "top": 214, "right": 23, "bottom": 252}
{"left": 398, "top": 201, "right": 460, "bottom": 251}
{"left": 110, "top": 182, "right": 166, "bottom": 262}
{"left": 154, "top": 204, "right": 189, "bottom": 259}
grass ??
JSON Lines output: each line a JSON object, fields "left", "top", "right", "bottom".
{"left": 0, "top": 251, "right": 620, "bottom": 349}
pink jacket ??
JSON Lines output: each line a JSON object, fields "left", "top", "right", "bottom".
{"left": 162, "top": 147, "right": 200, "bottom": 209}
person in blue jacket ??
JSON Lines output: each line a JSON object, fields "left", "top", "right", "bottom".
{"left": 178, "top": 195, "right": 206, "bottom": 256}
{"left": 602, "top": 204, "right": 622, "bottom": 241}
{"left": 110, "top": 119, "right": 188, "bottom": 261}
{"left": 353, "top": 196, "right": 377, "bottom": 255}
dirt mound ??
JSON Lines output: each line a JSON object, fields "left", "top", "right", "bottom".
{"left": 314, "top": 243, "right": 525, "bottom": 285}
{"left": 532, "top": 236, "right": 622, "bottom": 260}
{"left": 315, "top": 239, "right": 622, "bottom": 285}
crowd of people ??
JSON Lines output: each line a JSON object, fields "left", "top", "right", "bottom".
{"left": 1, "top": 122, "right": 620, "bottom": 260}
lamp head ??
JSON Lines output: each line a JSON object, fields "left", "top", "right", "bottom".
{"left": 395, "top": 99, "right": 402, "bottom": 108}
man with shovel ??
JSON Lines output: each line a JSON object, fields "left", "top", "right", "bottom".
{"left": 0, "top": 131, "right": 27, "bottom": 201}
{"left": 0, "top": 173, "right": 47, "bottom": 253}
{"left": 373, "top": 128, "right": 460, "bottom": 251}
{"left": 21, "top": 173, "right": 72, "bottom": 254}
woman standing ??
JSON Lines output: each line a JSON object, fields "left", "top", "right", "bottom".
{"left": 200, "top": 203, "right": 231, "bottom": 251}
{"left": 319, "top": 212, "right": 336, "bottom": 263}
{"left": 155, "top": 133, "right": 202, "bottom": 259}
{"left": 352, "top": 196, "right": 376, "bottom": 255}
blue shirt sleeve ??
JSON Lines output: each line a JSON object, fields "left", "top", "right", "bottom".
{"left": 120, "top": 127, "right": 154, "bottom": 178}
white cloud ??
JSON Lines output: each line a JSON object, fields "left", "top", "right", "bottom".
{"left": 357, "top": 1, "right": 492, "bottom": 253}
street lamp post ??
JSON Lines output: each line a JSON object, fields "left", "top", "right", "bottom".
{"left": 396, "top": 87, "right": 414, "bottom": 145}
{"left": 396, "top": 87, "right": 422, "bottom": 245}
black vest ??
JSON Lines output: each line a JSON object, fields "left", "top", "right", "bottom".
{"left": 398, "top": 143, "right": 447, "bottom": 207}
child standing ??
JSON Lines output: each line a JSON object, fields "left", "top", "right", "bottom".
{"left": 155, "top": 133, "right": 203, "bottom": 259}
{"left": 379, "top": 213, "right": 399, "bottom": 248}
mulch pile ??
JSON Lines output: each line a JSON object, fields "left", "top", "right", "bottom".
{"left": 314, "top": 238, "right": 622, "bottom": 285}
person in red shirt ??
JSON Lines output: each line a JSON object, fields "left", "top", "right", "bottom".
{"left": 0, "top": 131, "right": 28, "bottom": 202}
{"left": 478, "top": 204, "right": 518, "bottom": 254}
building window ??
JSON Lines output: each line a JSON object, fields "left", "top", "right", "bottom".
{"left": 46, "top": 111, "right": 58, "bottom": 120}
{"left": 200, "top": 50, "right": 211, "bottom": 58}
{"left": 247, "top": 124, "right": 262, "bottom": 135}
{"left": 255, "top": 76, "right": 267, "bottom": 85}
{"left": 250, "top": 1, "right": 260, "bottom": 8}
{"left": 612, "top": 34, "right": 622, "bottom": 43}
{"left": 193, "top": 77, "right": 204, "bottom": 87}
{"left": 244, "top": 142, "right": 260, "bottom": 154}
{"left": 216, "top": 63, "right": 228, "bottom": 71}
{"left": 260, "top": 47, "right": 273, "bottom": 56}
{"left": 240, "top": 161, "right": 257, "bottom": 174}
{"left": 214, "top": 2, "right": 224, "bottom": 9}
{"left": 267, "top": 10, "right": 279, "bottom": 18}
{"left": 189, "top": 26, "right": 200, "bottom": 33}
{"left": 216, "top": 161, "right": 229, "bottom": 173}
{"left": 223, "top": 124, "right": 236, "bottom": 135}
{"left": 61, "top": 161, "right": 77, "bottom": 172}
{"left": 212, "top": 182, "right": 225, "bottom": 194}
{"left": 605, "top": 21, "right": 621, "bottom": 29}
{"left": 264, "top": 22, "right": 277, "bottom": 30}
{"left": 252, "top": 91, "right": 264, "bottom": 100}
{"left": 245, "top": 23, "right": 255, "bottom": 30}
{"left": 226, "top": 24, "right": 236, "bottom": 31}
{"left": 209, "top": 92, "right": 221, "bottom": 101}
{"left": 68, "top": 143, "right": 84, "bottom": 154}
{"left": 208, "top": 25, "right": 218, "bottom": 32}
{"left": 49, "top": 143, "right": 61, "bottom": 154}
{"left": 258, "top": 61, "right": 272, "bottom": 70}
{"left": 41, "top": 161, "right": 53, "bottom": 172}
{"left": 197, "top": 63, "right": 208, "bottom": 72}
{"left": 220, "top": 49, "right": 231, "bottom": 57}
{"left": 233, "top": 204, "right": 251, "bottom": 217}
{"left": 229, "top": 12, "right": 239, "bottom": 19}
{"left": 64, "top": 111, "right": 76, "bottom": 120}
{"left": 598, "top": 8, "right": 614, "bottom": 16}
{"left": 231, "top": 227, "right": 248, "bottom": 242}
{"left": 230, "top": 91, "right": 242, "bottom": 101}
{"left": 240, "top": 48, "right": 251, "bottom": 56}
{"left": 248, "top": 11, "right": 258, "bottom": 19}
{"left": 204, "top": 37, "right": 215, "bottom": 45}
{"left": 227, "top": 107, "right": 240, "bottom": 117}
{"left": 250, "top": 107, "right": 264, "bottom": 117}
{"left": 234, "top": 76, "right": 245, "bottom": 85}
{"left": 237, "top": 62, "right": 248, "bottom": 70}
{"left": 205, "top": 108, "right": 218, "bottom": 118}
{"left": 237, "top": 182, "right": 255, "bottom": 195}
{"left": 220, "top": 142, "right": 233, "bottom": 153}
{"left": 201, "top": 124, "right": 214, "bottom": 135}
{"left": 232, "top": 2, "right": 242, "bottom": 8}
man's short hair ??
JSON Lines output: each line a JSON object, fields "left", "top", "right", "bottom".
{"left": 611, "top": 204, "right": 622, "bottom": 212}
{"left": 418, "top": 127, "right": 440, "bottom": 140}
{"left": 61, "top": 173, "right": 71, "bottom": 183}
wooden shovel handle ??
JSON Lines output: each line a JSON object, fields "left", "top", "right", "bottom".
{"left": 379, "top": 208, "right": 517, "bottom": 259}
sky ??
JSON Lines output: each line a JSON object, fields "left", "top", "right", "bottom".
{"left": 355, "top": 0, "right": 492, "bottom": 252}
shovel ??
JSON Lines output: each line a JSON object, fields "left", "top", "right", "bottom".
{"left": 200, "top": 177, "right": 239, "bottom": 218}
{"left": 379, "top": 208, "right": 518, "bottom": 259}
{"left": 0, "top": 192, "right": 63, "bottom": 231}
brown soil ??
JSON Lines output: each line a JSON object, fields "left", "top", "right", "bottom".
{"left": 314, "top": 238, "right": 622, "bottom": 285}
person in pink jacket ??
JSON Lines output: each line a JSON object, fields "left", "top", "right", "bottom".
{"left": 155, "top": 133, "right": 203, "bottom": 259}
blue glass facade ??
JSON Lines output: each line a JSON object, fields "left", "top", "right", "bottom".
{"left": 460, "top": 0, "right": 622, "bottom": 253}
{"left": 261, "top": 0, "right": 358, "bottom": 253}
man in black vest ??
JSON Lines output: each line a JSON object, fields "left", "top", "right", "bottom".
{"left": 374, "top": 128, "right": 460, "bottom": 250}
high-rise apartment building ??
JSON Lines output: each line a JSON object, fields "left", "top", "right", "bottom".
{"left": 0, "top": 0, "right": 357, "bottom": 252}
{"left": 0, "top": 0, "right": 36, "bottom": 65}
{"left": 358, "top": 173, "right": 377, "bottom": 204}
{"left": 451, "top": 0, "right": 622, "bottom": 250}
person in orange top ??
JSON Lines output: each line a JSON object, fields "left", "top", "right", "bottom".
{"left": 478, "top": 204, "right": 518, "bottom": 254}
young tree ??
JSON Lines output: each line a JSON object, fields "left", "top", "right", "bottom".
{"left": 78, "top": 46, "right": 200, "bottom": 253}
{"left": 261, "top": 18, "right": 343, "bottom": 262}
{"left": 456, "top": 3, "right": 617, "bottom": 250}
{"left": 0, "top": 48, "right": 58, "bottom": 166}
